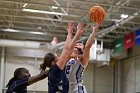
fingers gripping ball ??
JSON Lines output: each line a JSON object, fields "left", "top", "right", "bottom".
{"left": 89, "top": 6, "right": 105, "bottom": 23}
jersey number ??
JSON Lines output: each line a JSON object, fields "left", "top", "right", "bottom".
{"left": 65, "top": 65, "right": 71, "bottom": 74}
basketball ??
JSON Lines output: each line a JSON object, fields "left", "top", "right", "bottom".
{"left": 88, "top": 6, "right": 105, "bottom": 23}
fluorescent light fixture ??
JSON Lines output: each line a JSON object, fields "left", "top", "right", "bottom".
{"left": 22, "top": 8, "right": 68, "bottom": 16}
{"left": 2, "top": 28, "right": 20, "bottom": 32}
{"left": 29, "top": 32, "right": 44, "bottom": 35}
{"left": 121, "top": 14, "right": 128, "bottom": 19}
{"left": 1, "top": 28, "right": 45, "bottom": 35}
{"left": 52, "top": 6, "right": 58, "bottom": 9}
{"left": 23, "top": 3, "right": 28, "bottom": 8}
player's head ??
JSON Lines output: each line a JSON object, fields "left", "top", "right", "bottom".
{"left": 74, "top": 43, "right": 84, "bottom": 54}
{"left": 14, "top": 68, "right": 30, "bottom": 78}
{"left": 40, "top": 53, "right": 59, "bottom": 70}
{"left": 6, "top": 68, "right": 30, "bottom": 88}
{"left": 74, "top": 40, "right": 87, "bottom": 55}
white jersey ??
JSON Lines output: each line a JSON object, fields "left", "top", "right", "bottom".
{"left": 65, "top": 58, "right": 87, "bottom": 93}
{"left": 65, "top": 58, "right": 85, "bottom": 84}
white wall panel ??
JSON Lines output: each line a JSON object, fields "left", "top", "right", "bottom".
{"left": 94, "top": 66, "right": 113, "bottom": 93}
{"left": 83, "top": 63, "right": 94, "bottom": 93}
{"left": 122, "top": 46, "right": 140, "bottom": 93}
{"left": 136, "top": 58, "right": 140, "bottom": 92}
{"left": 7, "top": 48, "right": 47, "bottom": 58}
{"left": 123, "top": 60, "right": 135, "bottom": 93}
{"left": 84, "top": 63, "right": 113, "bottom": 93}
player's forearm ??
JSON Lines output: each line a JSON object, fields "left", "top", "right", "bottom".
{"left": 85, "top": 29, "right": 97, "bottom": 48}
{"left": 28, "top": 71, "right": 48, "bottom": 85}
{"left": 64, "top": 33, "right": 72, "bottom": 50}
{"left": 70, "top": 33, "right": 81, "bottom": 49}
{"left": 40, "top": 70, "right": 48, "bottom": 79}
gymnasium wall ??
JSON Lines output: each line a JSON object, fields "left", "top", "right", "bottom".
{"left": 0, "top": 49, "right": 1, "bottom": 73}
{"left": 121, "top": 46, "right": 140, "bottom": 93}
{"left": 2, "top": 47, "right": 48, "bottom": 93}
{"left": 1, "top": 47, "right": 114, "bottom": 93}
{"left": 84, "top": 63, "right": 113, "bottom": 93}
{"left": 0, "top": 49, "right": 1, "bottom": 87}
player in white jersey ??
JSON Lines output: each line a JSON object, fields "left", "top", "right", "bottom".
{"left": 65, "top": 22, "right": 101, "bottom": 93}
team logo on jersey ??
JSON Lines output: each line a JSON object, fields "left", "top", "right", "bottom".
{"left": 68, "top": 59, "right": 76, "bottom": 64}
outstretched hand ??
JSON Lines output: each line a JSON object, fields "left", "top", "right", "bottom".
{"left": 92, "top": 22, "right": 102, "bottom": 32}
{"left": 76, "top": 23, "right": 84, "bottom": 36}
{"left": 67, "top": 21, "right": 74, "bottom": 34}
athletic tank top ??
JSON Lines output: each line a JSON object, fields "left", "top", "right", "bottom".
{"left": 65, "top": 58, "right": 85, "bottom": 84}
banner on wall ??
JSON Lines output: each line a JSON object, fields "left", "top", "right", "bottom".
{"left": 114, "top": 38, "right": 124, "bottom": 53}
{"left": 124, "top": 32, "right": 135, "bottom": 49}
{"left": 135, "top": 29, "right": 140, "bottom": 45}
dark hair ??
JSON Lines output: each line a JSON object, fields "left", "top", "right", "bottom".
{"left": 77, "top": 39, "right": 87, "bottom": 50}
{"left": 40, "top": 53, "right": 55, "bottom": 71}
{"left": 6, "top": 68, "right": 26, "bottom": 88}
{"left": 77, "top": 48, "right": 84, "bottom": 54}
{"left": 81, "top": 39, "right": 87, "bottom": 49}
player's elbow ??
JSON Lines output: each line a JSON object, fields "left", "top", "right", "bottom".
{"left": 84, "top": 45, "right": 91, "bottom": 50}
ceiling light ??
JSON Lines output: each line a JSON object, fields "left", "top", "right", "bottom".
{"left": 22, "top": 8, "right": 68, "bottom": 16}
{"left": 23, "top": 3, "right": 28, "bottom": 8}
{"left": 29, "top": 32, "right": 44, "bottom": 35}
{"left": 2, "top": 28, "right": 20, "bottom": 32}
{"left": 52, "top": 6, "right": 58, "bottom": 9}
{"left": 1, "top": 29, "right": 45, "bottom": 35}
{"left": 121, "top": 14, "right": 128, "bottom": 19}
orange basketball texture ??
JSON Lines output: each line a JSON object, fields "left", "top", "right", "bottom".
{"left": 88, "top": 6, "right": 105, "bottom": 22}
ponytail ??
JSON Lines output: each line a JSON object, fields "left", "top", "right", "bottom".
{"left": 40, "top": 53, "right": 55, "bottom": 71}
{"left": 40, "top": 63, "right": 47, "bottom": 71}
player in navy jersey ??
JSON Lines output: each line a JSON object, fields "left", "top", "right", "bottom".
{"left": 40, "top": 21, "right": 84, "bottom": 93}
{"left": 61, "top": 68, "right": 69, "bottom": 93}
{"left": 65, "top": 22, "right": 101, "bottom": 93}
{"left": 6, "top": 67, "right": 48, "bottom": 93}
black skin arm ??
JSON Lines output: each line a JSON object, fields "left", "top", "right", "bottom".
{"left": 27, "top": 70, "right": 48, "bottom": 85}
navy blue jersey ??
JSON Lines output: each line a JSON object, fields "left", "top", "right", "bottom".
{"left": 6, "top": 77, "right": 28, "bottom": 93}
{"left": 48, "top": 64, "right": 69, "bottom": 93}
{"left": 48, "top": 64, "right": 62, "bottom": 93}
{"left": 61, "top": 68, "right": 69, "bottom": 93}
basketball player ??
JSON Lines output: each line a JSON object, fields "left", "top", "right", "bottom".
{"left": 6, "top": 67, "right": 48, "bottom": 93}
{"left": 65, "top": 22, "right": 101, "bottom": 93}
{"left": 40, "top": 21, "right": 84, "bottom": 93}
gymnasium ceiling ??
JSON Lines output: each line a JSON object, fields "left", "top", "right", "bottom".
{"left": 0, "top": 0, "right": 140, "bottom": 49}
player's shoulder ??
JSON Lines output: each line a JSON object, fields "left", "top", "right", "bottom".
{"left": 68, "top": 58, "right": 76, "bottom": 64}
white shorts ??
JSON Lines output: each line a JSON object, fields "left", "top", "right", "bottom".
{"left": 69, "top": 83, "right": 87, "bottom": 93}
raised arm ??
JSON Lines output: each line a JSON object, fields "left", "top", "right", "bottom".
{"left": 81, "top": 23, "right": 101, "bottom": 66}
{"left": 71, "top": 23, "right": 83, "bottom": 49}
{"left": 56, "top": 22, "right": 83, "bottom": 70}
{"left": 67, "top": 23, "right": 84, "bottom": 60}
{"left": 56, "top": 22, "right": 73, "bottom": 70}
